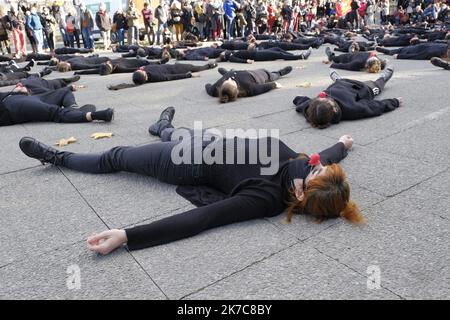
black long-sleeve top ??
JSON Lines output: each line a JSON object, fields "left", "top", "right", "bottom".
{"left": 124, "top": 139, "right": 348, "bottom": 250}
{"left": 205, "top": 69, "right": 277, "bottom": 98}
{"left": 219, "top": 40, "right": 250, "bottom": 50}
{"left": 379, "top": 34, "right": 414, "bottom": 47}
{"left": 0, "top": 92, "right": 26, "bottom": 125}
{"left": 293, "top": 79, "right": 400, "bottom": 122}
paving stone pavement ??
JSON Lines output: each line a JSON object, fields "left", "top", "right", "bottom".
{"left": 0, "top": 44, "right": 449, "bottom": 300}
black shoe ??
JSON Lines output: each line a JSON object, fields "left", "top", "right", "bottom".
{"left": 348, "top": 42, "right": 359, "bottom": 53}
{"left": 218, "top": 67, "right": 228, "bottom": 75}
{"left": 375, "top": 46, "right": 390, "bottom": 54}
{"left": 380, "top": 65, "right": 394, "bottom": 82}
{"left": 329, "top": 70, "right": 342, "bottom": 82}
{"left": 91, "top": 108, "right": 114, "bottom": 122}
{"left": 63, "top": 75, "right": 81, "bottom": 84}
{"left": 149, "top": 107, "right": 175, "bottom": 136}
{"left": 103, "top": 108, "right": 114, "bottom": 122}
{"left": 325, "top": 47, "right": 334, "bottom": 61}
{"left": 208, "top": 62, "right": 218, "bottom": 69}
{"left": 19, "top": 137, "right": 65, "bottom": 165}
{"left": 278, "top": 66, "right": 293, "bottom": 76}
{"left": 302, "top": 47, "right": 312, "bottom": 60}
{"left": 160, "top": 56, "right": 170, "bottom": 64}
{"left": 431, "top": 57, "right": 450, "bottom": 70}
{"left": 41, "top": 67, "right": 52, "bottom": 76}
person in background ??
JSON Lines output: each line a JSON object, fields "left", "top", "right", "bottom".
{"left": 80, "top": 4, "right": 94, "bottom": 49}
{"left": 53, "top": 4, "right": 69, "bottom": 47}
{"left": 27, "top": 6, "right": 44, "bottom": 53}
{"left": 95, "top": 2, "right": 112, "bottom": 50}
{"left": 126, "top": 0, "right": 140, "bottom": 45}
{"left": 0, "top": 6, "right": 12, "bottom": 55}
{"left": 42, "top": 6, "right": 56, "bottom": 52}
{"left": 155, "top": 0, "right": 168, "bottom": 45}
{"left": 113, "top": 9, "right": 127, "bottom": 47}
{"left": 9, "top": 6, "right": 27, "bottom": 58}
{"left": 142, "top": 1, "right": 155, "bottom": 45}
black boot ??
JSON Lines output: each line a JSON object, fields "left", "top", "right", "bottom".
{"left": 149, "top": 107, "right": 175, "bottom": 136}
{"left": 278, "top": 66, "right": 293, "bottom": 76}
{"left": 19, "top": 137, "right": 66, "bottom": 165}
{"left": 375, "top": 46, "right": 390, "bottom": 54}
{"left": 208, "top": 62, "right": 218, "bottom": 69}
{"left": 431, "top": 57, "right": 450, "bottom": 70}
{"left": 91, "top": 108, "right": 114, "bottom": 122}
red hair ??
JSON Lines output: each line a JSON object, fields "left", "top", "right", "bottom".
{"left": 286, "top": 163, "right": 365, "bottom": 224}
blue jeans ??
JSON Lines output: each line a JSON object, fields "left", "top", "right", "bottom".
{"left": 226, "top": 16, "right": 234, "bottom": 39}
{"left": 33, "top": 29, "right": 44, "bottom": 53}
{"left": 156, "top": 22, "right": 167, "bottom": 45}
{"left": 81, "top": 28, "right": 94, "bottom": 49}
{"left": 117, "top": 28, "right": 126, "bottom": 46}
{"left": 59, "top": 27, "right": 69, "bottom": 46}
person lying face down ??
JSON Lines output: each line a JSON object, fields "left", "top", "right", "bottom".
{"left": 325, "top": 48, "right": 387, "bottom": 73}
{"left": 293, "top": 67, "right": 402, "bottom": 129}
{"left": 18, "top": 106, "right": 364, "bottom": 255}
{"left": 107, "top": 62, "right": 218, "bottom": 90}
{"left": 376, "top": 42, "right": 448, "bottom": 60}
{"left": 56, "top": 56, "right": 111, "bottom": 72}
{"left": 205, "top": 66, "right": 293, "bottom": 103}
{"left": 73, "top": 57, "right": 166, "bottom": 76}
{"left": 216, "top": 47, "right": 312, "bottom": 63}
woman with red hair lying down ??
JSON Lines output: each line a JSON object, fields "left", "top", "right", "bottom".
{"left": 19, "top": 106, "right": 364, "bottom": 254}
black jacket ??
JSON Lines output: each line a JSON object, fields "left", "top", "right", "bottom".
{"left": 143, "top": 63, "right": 195, "bottom": 82}
{"left": 330, "top": 52, "right": 373, "bottom": 71}
{"left": 294, "top": 79, "right": 400, "bottom": 123}
{"left": 205, "top": 69, "right": 277, "bottom": 98}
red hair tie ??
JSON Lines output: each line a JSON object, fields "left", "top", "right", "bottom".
{"left": 139, "top": 66, "right": 145, "bottom": 71}
{"left": 318, "top": 91, "right": 327, "bottom": 98}
{"left": 370, "top": 52, "right": 376, "bottom": 58}
{"left": 16, "top": 83, "right": 23, "bottom": 88}
{"left": 308, "top": 153, "right": 321, "bottom": 166}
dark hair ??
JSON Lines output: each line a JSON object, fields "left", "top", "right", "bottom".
{"left": 136, "top": 48, "right": 146, "bottom": 57}
{"left": 219, "top": 81, "right": 238, "bottom": 103}
{"left": 132, "top": 70, "right": 147, "bottom": 84}
{"left": 99, "top": 62, "right": 113, "bottom": 75}
{"left": 305, "top": 98, "right": 336, "bottom": 129}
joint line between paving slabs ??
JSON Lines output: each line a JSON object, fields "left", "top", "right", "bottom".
{"left": 313, "top": 247, "right": 405, "bottom": 300}
{"left": 180, "top": 241, "right": 300, "bottom": 300}
{"left": 0, "top": 165, "right": 44, "bottom": 176}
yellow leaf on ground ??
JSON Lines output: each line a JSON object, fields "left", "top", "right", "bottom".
{"left": 55, "top": 137, "right": 77, "bottom": 147}
{"left": 296, "top": 82, "right": 312, "bottom": 88}
{"left": 90, "top": 132, "right": 114, "bottom": 140}
{"left": 322, "top": 60, "right": 330, "bottom": 64}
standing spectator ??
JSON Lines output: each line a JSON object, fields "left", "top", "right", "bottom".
{"left": 194, "top": 1, "right": 206, "bottom": 40}
{"left": 80, "top": 4, "right": 94, "bottom": 49}
{"left": 9, "top": 6, "right": 27, "bottom": 58}
{"left": 27, "top": 6, "right": 44, "bottom": 53}
{"left": 381, "top": 0, "right": 389, "bottom": 24}
{"left": 126, "top": 0, "right": 140, "bottom": 45}
{"left": 267, "top": 1, "right": 276, "bottom": 33}
{"left": 336, "top": 0, "right": 343, "bottom": 19}
{"left": 365, "top": 0, "right": 375, "bottom": 25}
{"left": 211, "top": 0, "right": 224, "bottom": 40}
{"left": 24, "top": 10, "right": 37, "bottom": 53}
{"left": 350, "top": 0, "right": 360, "bottom": 29}
{"left": 73, "top": 5, "right": 82, "bottom": 48}
{"left": 53, "top": 5, "right": 69, "bottom": 47}
{"left": 181, "top": 1, "right": 194, "bottom": 36}
{"left": 281, "top": 0, "right": 293, "bottom": 32}
{"left": 244, "top": 0, "right": 256, "bottom": 36}
{"left": 65, "top": 9, "right": 77, "bottom": 48}
{"left": 155, "top": 0, "right": 168, "bottom": 45}
{"left": 42, "top": 6, "right": 56, "bottom": 52}
{"left": 95, "top": 2, "right": 112, "bottom": 50}
{"left": 358, "top": 0, "right": 367, "bottom": 27}
{"left": 223, "top": 0, "right": 239, "bottom": 39}
{"left": 170, "top": 0, "right": 184, "bottom": 41}
{"left": 113, "top": 9, "right": 127, "bottom": 46}
{"left": 142, "top": 1, "right": 155, "bottom": 45}
{"left": 0, "top": 6, "right": 11, "bottom": 55}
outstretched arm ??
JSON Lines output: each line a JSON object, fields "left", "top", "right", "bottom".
{"left": 87, "top": 181, "right": 283, "bottom": 254}
{"left": 318, "top": 135, "right": 353, "bottom": 165}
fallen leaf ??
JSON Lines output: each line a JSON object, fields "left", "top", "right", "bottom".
{"left": 295, "top": 65, "right": 305, "bottom": 69}
{"left": 296, "top": 82, "right": 312, "bottom": 88}
{"left": 322, "top": 60, "right": 330, "bottom": 64}
{"left": 55, "top": 136, "right": 77, "bottom": 147}
{"left": 90, "top": 132, "right": 114, "bottom": 140}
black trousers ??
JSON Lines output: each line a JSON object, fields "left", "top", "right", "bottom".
{"left": 54, "top": 47, "right": 92, "bottom": 54}
{"left": 21, "top": 75, "right": 68, "bottom": 94}
{"left": 2, "top": 88, "right": 88, "bottom": 125}
{"left": 58, "top": 136, "right": 211, "bottom": 186}
{"left": 364, "top": 78, "right": 386, "bottom": 96}
{"left": 251, "top": 48, "right": 304, "bottom": 61}
{"left": 258, "top": 42, "right": 310, "bottom": 50}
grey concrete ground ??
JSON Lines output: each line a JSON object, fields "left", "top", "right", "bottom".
{"left": 0, "top": 44, "right": 449, "bottom": 300}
